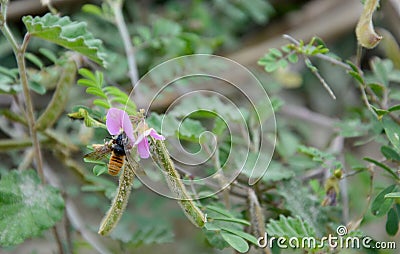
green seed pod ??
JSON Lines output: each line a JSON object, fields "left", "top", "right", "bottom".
{"left": 98, "top": 161, "right": 136, "bottom": 236}
{"left": 355, "top": 0, "right": 382, "bottom": 49}
{"left": 150, "top": 138, "right": 206, "bottom": 227}
{"left": 35, "top": 59, "right": 77, "bottom": 131}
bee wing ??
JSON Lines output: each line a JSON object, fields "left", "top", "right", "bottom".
{"left": 125, "top": 151, "right": 147, "bottom": 176}
{"left": 84, "top": 144, "right": 112, "bottom": 161}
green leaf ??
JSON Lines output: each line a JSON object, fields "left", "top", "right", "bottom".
{"left": 93, "top": 99, "right": 110, "bottom": 109}
{"left": 125, "top": 225, "right": 174, "bottom": 246}
{"left": 336, "top": 118, "right": 370, "bottom": 138}
{"left": 348, "top": 70, "right": 364, "bottom": 85}
{"left": 276, "top": 130, "right": 300, "bottom": 158}
{"left": 93, "top": 164, "right": 107, "bottom": 176}
{"left": 266, "top": 215, "right": 316, "bottom": 239}
{"left": 86, "top": 87, "right": 107, "bottom": 98}
{"left": 28, "top": 81, "right": 46, "bottom": 95}
{"left": 0, "top": 66, "right": 18, "bottom": 79}
{"left": 385, "top": 192, "right": 400, "bottom": 199}
{"left": 277, "top": 180, "right": 320, "bottom": 236}
{"left": 22, "top": 14, "right": 107, "bottom": 66}
{"left": 178, "top": 118, "right": 205, "bottom": 141}
{"left": 262, "top": 161, "right": 294, "bottom": 182}
{"left": 278, "top": 58, "right": 288, "bottom": 69}
{"left": 364, "top": 157, "right": 399, "bottom": 180}
{"left": 204, "top": 230, "right": 229, "bottom": 250}
{"left": 270, "top": 48, "right": 282, "bottom": 58}
{"left": 220, "top": 227, "right": 258, "bottom": 245}
{"left": 304, "top": 58, "right": 317, "bottom": 72}
{"left": 371, "top": 184, "right": 397, "bottom": 217}
{"left": 146, "top": 113, "right": 176, "bottom": 137}
{"left": 346, "top": 60, "right": 359, "bottom": 72}
{"left": 298, "top": 145, "right": 340, "bottom": 168}
{"left": 206, "top": 205, "right": 235, "bottom": 218}
{"left": 381, "top": 146, "right": 400, "bottom": 161}
{"left": 388, "top": 104, "right": 400, "bottom": 112}
{"left": 82, "top": 4, "right": 103, "bottom": 16}
{"left": 370, "top": 58, "right": 391, "bottom": 86}
{"left": 288, "top": 53, "right": 298, "bottom": 63}
{"left": 78, "top": 68, "right": 98, "bottom": 84}
{"left": 25, "top": 53, "right": 44, "bottom": 69}
{"left": 370, "top": 105, "right": 388, "bottom": 117}
{"left": 368, "top": 82, "right": 385, "bottom": 97}
{"left": 386, "top": 207, "right": 399, "bottom": 236}
{"left": 382, "top": 117, "right": 400, "bottom": 152}
{"left": 39, "top": 48, "right": 58, "bottom": 63}
{"left": 0, "top": 170, "right": 64, "bottom": 246}
{"left": 220, "top": 231, "right": 249, "bottom": 253}
{"left": 264, "top": 62, "right": 279, "bottom": 72}
{"left": 212, "top": 217, "right": 250, "bottom": 226}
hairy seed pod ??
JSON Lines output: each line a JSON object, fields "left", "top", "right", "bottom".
{"left": 248, "top": 189, "right": 265, "bottom": 240}
{"left": 98, "top": 160, "right": 136, "bottom": 235}
{"left": 355, "top": 0, "right": 382, "bottom": 49}
{"left": 35, "top": 58, "right": 76, "bottom": 131}
{"left": 150, "top": 137, "right": 206, "bottom": 227}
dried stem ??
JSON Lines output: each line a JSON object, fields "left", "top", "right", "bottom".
{"left": 1, "top": 4, "right": 45, "bottom": 182}
{"left": 109, "top": 0, "right": 139, "bottom": 87}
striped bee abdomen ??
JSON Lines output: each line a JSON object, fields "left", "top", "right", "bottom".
{"left": 108, "top": 151, "right": 125, "bottom": 176}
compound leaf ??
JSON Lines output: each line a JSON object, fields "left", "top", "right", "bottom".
{"left": 23, "top": 13, "right": 107, "bottom": 66}
{"left": 266, "top": 215, "right": 316, "bottom": 239}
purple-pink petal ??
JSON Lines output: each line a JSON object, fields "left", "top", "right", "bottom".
{"left": 121, "top": 110, "right": 134, "bottom": 144}
{"left": 137, "top": 138, "right": 150, "bottom": 159}
{"left": 149, "top": 129, "right": 165, "bottom": 140}
{"left": 106, "top": 108, "right": 123, "bottom": 135}
{"left": 106, "top": 108, "right": 135, "bottom": 144}
{"left": 134, "top": 133, "right": 146, "bottom": 146}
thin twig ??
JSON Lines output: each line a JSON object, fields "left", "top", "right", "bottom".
{"left": 64, "top": 213, "right": 73, "bottom": 254}
{"left": 308, "top": 62, "right": 337, "bottom": 99}
{"left": 282, "top": 34, "right": 352, "bottom": 71}
{"left": 282, "top": 35, "right": 339, "bottom": 99}
{"left": 52, "top": 226, "right": 65, "bottom": 254}
{"left": 110, "top": 0, "right": 139, "bottom": 87}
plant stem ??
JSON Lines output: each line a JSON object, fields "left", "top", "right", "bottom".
{"left": 17, "top": 33, "right": 45, "bottom": 182}
{"left": 0, "top": 4, "right": 45, "bottom": 182}
{"left": 52, "top": 226, "right": 65, "bottom": 254}
{"left": 110, "top": 0, "right": 139, "bottom": 87}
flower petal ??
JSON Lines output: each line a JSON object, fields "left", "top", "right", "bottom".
{"left": 121, "top": 110, "right": 134, "bottom": 144}
{"left": 134, "top": 133, "right": 146, "bottom": 146}
{"left": 137, "top": 138, "right": 150, "bottom": 159}
{"left": 106, "top": 108, "right": 124, "bottom": 135}
{"left": 149, "top": 128, "right": 165, "bottom": 140}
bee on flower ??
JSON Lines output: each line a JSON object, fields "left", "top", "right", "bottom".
{"left": 106, "top": 107, "right": 165, "bottom": 159}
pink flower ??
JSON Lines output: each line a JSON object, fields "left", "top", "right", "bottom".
{"left": 134, "top": 127, "right": 165, "bottom": 159}
{"left": 106, "top": 108, "right": 135, "bottom": 144}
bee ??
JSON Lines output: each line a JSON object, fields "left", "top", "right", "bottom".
{"left": 85, "top": 133, "right": 129, "bottom": 176}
